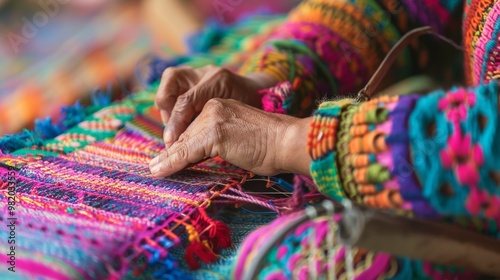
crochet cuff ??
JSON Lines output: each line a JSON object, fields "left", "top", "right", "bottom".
{"left": 307, "top": 99, "right": 353, "bottom": 200}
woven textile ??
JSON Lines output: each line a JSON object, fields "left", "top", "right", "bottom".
{"left": 0, "top": 90, "right": 255, "bottom": 279}
{"left": 0, "top": 3, "right": 151, "bottom": 135}
{"left": 0, "top": 14, "right": 292, "bottom": 279}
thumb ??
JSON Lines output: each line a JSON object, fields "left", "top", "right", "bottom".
{"left": 163, "top": 86, "right": 208, "bottom": 147}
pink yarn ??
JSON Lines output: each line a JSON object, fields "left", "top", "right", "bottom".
{"left": 277, "top": 245, "right": 288, "bottom": 261}
{"left": 440, "top": 149, "right": 454, "bottom": 168}
{"left": 466, "top": 187, "right": 484, "bottom": 214}
{"left": 382, "top": 178, "right": 401, "bottom": 190}
{"left": 437, "top": 88, "right": 494, "bottom": 221}
{"left": 333, "top": 246, "right": 346, "bottom": 264}
{"left": 297, "top": 266, "right": 309, "bottom": 280}
{"left": 377, "top": 150, "right": 394, "bottom": 170}
{"left": 375, "top": 120, "right": 393, "bottom": 134}
{"left": 295, "top": 221, "right": 313, "bottom": 236}
{"left": 449, "top": 132, "right": 471, "bottom": 158}
{"left": 466, "top": 188, "right": 500, "bottom": 219}
{"left": 288, "top": 253, "right": 302, "bottom": 272}
{"left": 438, "top": 89, "right": 476, "bottom": 122}
{"left": 456, "top": 161, "right": 480, "bottom": 185}
{"left": 354, "top": 253, "right": 392, "bottom": 280}
{"left": 17, "top": 258, "right": 88, "bottom": 280}
{"left": 265, "top": 271, "right": 288, "bottom": 280}
{"left": 484, "top": 196, "right": 500, "bottom": 218}
{"left": 259, "top": 81, "right": 293, "bottom": 114}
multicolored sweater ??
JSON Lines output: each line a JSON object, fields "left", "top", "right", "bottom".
{"left": 239, "top": 0, "right": 464, "bottom": 117}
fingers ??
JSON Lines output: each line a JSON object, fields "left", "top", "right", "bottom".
{"left": 164, "top": 91, "right": 198, "bottom": 146}
{"left": 149, "top": 130, "right": 211, "bottom": 178}
{"left": 155, "top": 66, "right": 196, "bottom": 124}
{"left": 163, "top": 68, "right": 233, "bottom": 146}
{"left": 150, "top": 98, "right": 228, "bottom": 177}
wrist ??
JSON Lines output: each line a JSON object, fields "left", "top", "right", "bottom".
{"left": 280, "top": 117, "right": 312, "bottom": 176}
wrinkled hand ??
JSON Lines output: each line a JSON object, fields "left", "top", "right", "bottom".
{"left": 149, "top": 99, "right": 311, "bottom": 177}
{"left": 155, "top": 65, "right": 276, "bottom": 146}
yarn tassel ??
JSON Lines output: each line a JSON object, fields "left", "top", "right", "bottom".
{"left": 186, "top": 20, "right": 226, "bottom": 53}
{"left": 196, "top": 208, "right": 233, "bottom": 252}
{"left": 34, "top": 117, "right": 64, "bottom": 139}
{"left": 209, "top": 220, "right": 232, "bottom": 252}
{"left": 59, "top": 101, "right": 87, "bottom": 129}
{"left": 0, "top": 129, "right": 44, "bottom": 154}
{"left": 185, "top": 240, "right": 217, "bottom": 270}
{"left": 90, "top": 85, "right": 113, "bottom": 108}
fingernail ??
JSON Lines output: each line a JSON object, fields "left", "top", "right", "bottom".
{"left": 160, "top": 110, "right": 169, "bottom": 124}
{"left": 150, "top": 163, "right": 161, "bottom": 175}
{"left": 150, "top": 156, "right": 160, "bottom": 166}
{"left": 165, "top": 130, "right": 174, "bottom": 144}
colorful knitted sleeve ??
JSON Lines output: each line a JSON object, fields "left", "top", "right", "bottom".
{"left": 308, "top": 94, "right": 436, "bottom": 217}
{"left": 238, "top": 0, "right": 462, "bottom": 117}
{"left": 308, "top": 81, "right": 500, "bottom": 227}
{"left": 302, "top": 81, "right": 500, "bottom": 279}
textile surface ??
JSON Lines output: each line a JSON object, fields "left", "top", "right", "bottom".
{"left": 0, "top": 90, "right": 260, "bottom": 279}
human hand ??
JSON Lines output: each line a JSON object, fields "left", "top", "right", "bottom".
{"left": 155, "top": 65, "right": 277, "bottom": 147}
{"left": 149, "top": 98, "right": 312, "bottom": 177}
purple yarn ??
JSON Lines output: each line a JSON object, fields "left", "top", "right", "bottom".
{"left": 387, "top": 95, "right": 439, "bottom": 218}
{"left": 400, "top": 0, "right": 446, "bottom": 33}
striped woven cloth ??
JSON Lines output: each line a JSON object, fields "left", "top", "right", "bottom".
{"left": 0, "top": 14, "right": 294, "bottom": 279}
{"left": 0, "top": 89, "right": 261, "bottom": 279}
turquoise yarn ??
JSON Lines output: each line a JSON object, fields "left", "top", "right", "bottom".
{"left": 387, "top": 259, "right": 412, "bottom": 280}
{"left": 466, "top": 82, "right": 500, "bottom": 193}
{"left": 258, "top": 224, "right": 315, "bottom": 279}
{"left": 409, "top": 89, "right": 467, "bottom": 215}
{"left": 409, "top": 82, "right": 500, "bottom": 217}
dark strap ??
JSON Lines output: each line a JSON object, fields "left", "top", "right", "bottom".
{"left": 356, "top": 26, "right": 463, "bottom": 102}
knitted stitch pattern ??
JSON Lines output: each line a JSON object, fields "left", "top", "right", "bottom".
{"left": 298, "top": 83, "right": 500, "bottom": 279}
{"left": 310, "top": 95, "right": 437, "bottom": 217}
{"left": 464, "top": 0, "right": 500, "bottom": 85}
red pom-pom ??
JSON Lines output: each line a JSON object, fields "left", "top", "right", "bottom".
{"left": 184, "top": 241, "right": 217, "bottom": 270}
{"left": 210, "top": 220, "right": 232, "bottom": 252}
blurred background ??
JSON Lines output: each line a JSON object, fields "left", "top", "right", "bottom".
{"left": 0, "top": 0, "right": 298, "bottom": 135}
